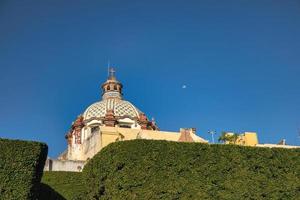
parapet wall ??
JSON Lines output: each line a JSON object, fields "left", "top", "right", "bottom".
{"left": 44, "top": 158, "right": 85, "bottom": 172}
{"left": 256, "top": 144, "right": 300, "bottom": 149}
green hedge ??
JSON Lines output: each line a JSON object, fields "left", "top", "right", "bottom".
{"left": 0, "top": 138, "right": 48, "bottom": 200}
{"left": 82, "top": 140, "right": 300, "bottom": 199}
{"left": 41, "top": 172, "right": 85, "bottom": 200}
{"left": 38, "top": 183, "right": 65, "bottom": 200}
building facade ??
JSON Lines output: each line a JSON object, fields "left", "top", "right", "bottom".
{"left": 44, "top": 68, "right": 207, "bottom": 171}
{"left": 43, "top": 68, "right": 300, "bottom": 172}
{"left": 224, "top": 132, "right": 300, "bottom": 149}
{"left": 224, "top": 132, "right": 259, "bottom": 146}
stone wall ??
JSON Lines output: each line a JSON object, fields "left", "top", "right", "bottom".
{"left": 44, "top": 158, "right": 85, "bottom": 172}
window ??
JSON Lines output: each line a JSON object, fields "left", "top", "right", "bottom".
{"left": 119, "top": 124, "right": 131, "bottom": 128}
{"left": 91, "top": 126, "right": 99, "bottom": 135}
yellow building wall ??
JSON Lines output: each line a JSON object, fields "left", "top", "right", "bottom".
{"left": 243, "top": 132, "right": 258, "bottom": 146}
{"left": 236, "top": 132, "right": 258, "bottom": 146}
{"left": 101, "top": 134, "right": 119, "bottom": 149}
{"left": 100, "top": 127, "right": 207, "bottom": 143}
{"left": 225, "top": 132, "right": 259, "bottom": 146}
{"left": 69, "top": 126, "right": 207, "bottom": 161}
{"left": 99, "top": 127, "right": 184, "bottom": 149}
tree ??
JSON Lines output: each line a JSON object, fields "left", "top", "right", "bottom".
{"left": 218, "top": 132, "right": 239, "bottom": 144}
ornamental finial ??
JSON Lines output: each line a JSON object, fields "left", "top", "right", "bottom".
{"left": 108, "top": 67, "right": 116, "bottom": 80}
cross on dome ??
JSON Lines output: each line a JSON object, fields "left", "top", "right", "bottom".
{"left": 101, "top": 66, "right": 123, "bottom": 100}
{"left": 108, "top": 67, "right": 116, "bottom": 80}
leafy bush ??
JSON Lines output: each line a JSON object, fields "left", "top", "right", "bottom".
{"left": 82, "top": 140, "right": 300, "bottom": 199}
{"left": 41, "top": 171, "right": 85, "bottom": 200}
{"left": 0, "top": 138, "right": 48, "bottom": 200}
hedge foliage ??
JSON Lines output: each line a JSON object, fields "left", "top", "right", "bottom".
{"left": 82, "top": 140, "right": 300, "bottom": 200}
{"left": 41, "top": 172, "right": 85, "bottom": 200}
{"left": 0, "top": 138, "right": 48, "bottom": 200}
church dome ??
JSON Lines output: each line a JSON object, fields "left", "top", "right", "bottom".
{"left": 82, "top": 67, "right": 143, "bottom": 121}
{"left": 83, "top": 98, "right": 142, "bottom": 121}
{"left": 79, "top": 67, "right": 158, "bottom": 130}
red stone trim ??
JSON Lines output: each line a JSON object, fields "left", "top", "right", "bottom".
{"left": 178, "top": 129, "right": 194, "bottom": 142}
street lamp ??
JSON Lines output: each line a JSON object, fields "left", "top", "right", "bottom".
{"left": 208, "top": 130, "right": 216, "bottom": 144}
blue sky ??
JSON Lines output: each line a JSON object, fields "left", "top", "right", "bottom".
{"left": 0, "top": 0, "right": 299, "bottom": 157}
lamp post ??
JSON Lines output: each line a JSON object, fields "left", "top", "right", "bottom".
{"left": 208, "top": 130, "right": 216, "bottom": 144}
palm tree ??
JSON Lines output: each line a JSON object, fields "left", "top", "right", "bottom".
{"left": 218, "top": 132, "right": 239, "bottom": 144}
{"left": 231, "top": 133, "right": 239, "bottom": 144}
{"left": 218, "top": 132, "right": 228, "bottom": 143}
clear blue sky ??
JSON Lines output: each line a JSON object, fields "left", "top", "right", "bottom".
{"left": 1, "top": 0, "right": 299, "bottom": 157}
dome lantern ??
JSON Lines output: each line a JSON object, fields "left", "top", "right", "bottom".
{"left": 101, "top": 67, "right": 123, "bottom": 100}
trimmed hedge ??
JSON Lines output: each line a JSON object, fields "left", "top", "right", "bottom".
{"left": 0, "top": 138, "right": 48, "bottom": 200}
{"left": 38, "top": 183, "right": 65, "bottom": 200}
{"left": 41, "top": 172, "right": 85, "bottom": 200}
{"left": 82, "top": 140, "right": 300, "bottom": 199}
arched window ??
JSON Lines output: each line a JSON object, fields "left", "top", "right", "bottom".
{"left": 91, "top": 126, "right": 99, "bottom": 135}
{"left": 114, "top": 85, "right": 117, "bottom": 90}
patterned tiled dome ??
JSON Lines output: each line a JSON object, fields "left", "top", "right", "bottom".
{"left": 83, "top": 98, "right": 142, "bottom": 121}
